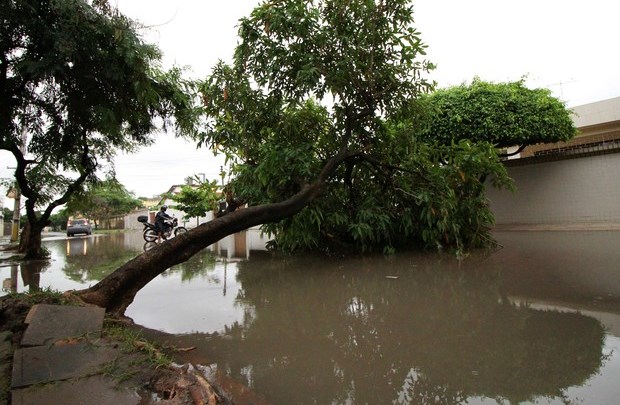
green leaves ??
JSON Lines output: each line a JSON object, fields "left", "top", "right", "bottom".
{"left": 233, "top": 0, "right": 434, "bottom": 112}
{"left": 170, "top": 179, "right": 220, "bottom": 221}
{"left": 65, "top": 179, "right": 142, "bottom": 224}
{"left": 195, "top": 1, "right": 517, "bottom": 254}
{"left": 417, "top": 78, "right": 577, "bottom": 148}
{"left": 1, "top": 0, "right": 200, "bottom": 255}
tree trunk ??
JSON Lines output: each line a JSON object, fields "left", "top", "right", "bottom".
{"left": 77, "top": 149, "right": 355, "bottom": 315}
{"left": 77, "top": 182, "right": 326, "bottom": 315}
{"left": 18, "top": 221, "right": 46, "bottom": 259}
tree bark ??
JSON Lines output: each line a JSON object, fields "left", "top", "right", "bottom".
{"left": 18, "top": 221, "right": 46, "bottom": 259}
{"left": 77, "top": 150, "right": 356, "bottom": 315}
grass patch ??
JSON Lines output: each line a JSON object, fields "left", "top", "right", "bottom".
{"left": 2, "top": 287, "right": 69, "bottom": 306}
{"left": 101, "top": 358, "right": 139, "bottom": 383}
{"left": 103, "top": 321, "right": 172, "bottom": 369}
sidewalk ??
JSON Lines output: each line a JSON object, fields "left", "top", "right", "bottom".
{"left": 1, "top": 302, "right": 229, "bottom": 404}
{"left": 9, "top": 304, "right": 143, "bottom": 405}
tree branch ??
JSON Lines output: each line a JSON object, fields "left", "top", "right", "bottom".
{"left": 497, "top": 144, "right": 526, "bottom": 158}
{"left": 357, "top": 153, "right": 431, "bottom": 182}
{"left": 78, "top": 148, "right": 360, "bottom": 313}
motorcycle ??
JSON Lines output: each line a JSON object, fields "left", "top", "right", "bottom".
{"left": 138, "top": 215, "right": 187, "bottom": 242}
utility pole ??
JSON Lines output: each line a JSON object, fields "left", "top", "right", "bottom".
{"left": 9, "top": 127, "right": 28, "bottom": 242}
{"left": 5, "top": 171, "right": 21, "bottom": 242}
{"left": 10, "top": 183, "right": 20, "bottom": 242}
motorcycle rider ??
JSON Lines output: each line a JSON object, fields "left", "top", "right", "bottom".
{"left": 155, "top": 205, "right": 172, "bottom": 243}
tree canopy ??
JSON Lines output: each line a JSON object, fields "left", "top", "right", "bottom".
{"left": 415, "top": 78, "right": 576, "bottom": 150}
{"left": 0, "top": 0, "right": 199, "bottom": 257}
{"left": 199, "top": 0, "right": 512, "bottom": 253}
{"left": 169, "top": 176, "right": 220, "bottom": 226}
{"left": 65, "top": 179, "right": 142, "bottom": 228}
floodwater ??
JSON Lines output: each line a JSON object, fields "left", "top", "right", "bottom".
{"left": 2, "top": 231, "right": 620, "bottom": 404}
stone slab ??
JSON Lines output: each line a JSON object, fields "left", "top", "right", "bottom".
{"left": 21, "top": 304, "right": 105, "bottom": 346}
{"left": 11, "top": 374, "right": 142, "bottom": 405}
{"left": 11, "top": 341, "right": 119, "bottom": 388}
{"left": 0, "top": 331, "right": 11, "bottom": 359}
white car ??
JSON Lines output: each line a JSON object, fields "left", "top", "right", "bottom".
{"left": 67, "top": 218, "right": 93, "bottom": 236}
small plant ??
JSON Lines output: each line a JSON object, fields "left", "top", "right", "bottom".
{"left": 103, "top": 321, "right": 173, "bottom": 369}
{"left": 3, "top": 287, "right": 68, "bottom": 306}
{"left": 101, "top": 358, "right": 138, "bottom": 383}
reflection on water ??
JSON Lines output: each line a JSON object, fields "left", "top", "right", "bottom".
{"left": 491, "top": 231, "right": 620, "bottom": 308}
{"left": 2, "top": 231, "right": 620, "bottom": 403}
{"left": 0, "top": 233, "right": 145, "bottom": 294}
{"left": 126, "top": 254, "right": 248, "bottom": 334}
{"left": 151, "top": 252, "right": 613, "bottom": 404}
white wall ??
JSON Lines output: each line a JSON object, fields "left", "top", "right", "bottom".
{"left": 158, "top": 196, "right": 214, "bottom": 229}
{"left": 487, "top": 152, "right": 620, "bottom": 228}
{"left": 125, "top": 208, "right": 150, "bottom": 230}
{"left": 247, "top": 227, "right": 271, "bottom": 251}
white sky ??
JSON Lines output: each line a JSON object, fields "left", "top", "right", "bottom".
{"left": 2, "top": 0, "right": 620, "bottom": 207}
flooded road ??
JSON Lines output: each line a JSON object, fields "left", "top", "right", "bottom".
{"left": 2, "top": 231, "right": 620, "bottom": 404}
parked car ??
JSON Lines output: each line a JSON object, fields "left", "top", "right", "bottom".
{"left": 67, "top": 218, "right": 93, "bottom": 237}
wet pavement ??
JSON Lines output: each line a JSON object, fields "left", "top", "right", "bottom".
{"left": 10, "top": 304, "right": 141, "bottom": 405}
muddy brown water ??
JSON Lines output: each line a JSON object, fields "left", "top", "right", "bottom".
{"left": 2, "top": 231, "right": 620, "bottom": 404}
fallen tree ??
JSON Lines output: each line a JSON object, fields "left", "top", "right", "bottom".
{"left": 77, "top": 149, "right": 350, "bottom": 314}
{"left": 75, "top": 0, "right": 570, "bottom": 314}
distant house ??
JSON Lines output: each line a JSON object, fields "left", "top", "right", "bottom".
{"left": 140, "top": 197, "right": 161, "bottom": 210}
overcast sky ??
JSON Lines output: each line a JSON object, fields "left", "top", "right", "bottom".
{"left": 2, "top": 0, "right": 620, "bottom": 207}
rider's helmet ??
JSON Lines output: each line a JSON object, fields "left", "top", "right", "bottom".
{"left": 161, "top": 205, "right": 168, "bottom": 210}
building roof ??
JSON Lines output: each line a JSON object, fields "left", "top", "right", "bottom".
{"left": 571, "top": 96, "right": 620, "bottom": 128}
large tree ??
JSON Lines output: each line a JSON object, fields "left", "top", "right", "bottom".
{"left": 0, "top": 0, "right": 199, "bottom": 258}
{"left": 65, "top": 179, "right": 143, "bottom": 229}
{"left": 77, "top": 0, "right": 517, "bottom": 315}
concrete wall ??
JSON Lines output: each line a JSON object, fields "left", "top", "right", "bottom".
{"left": 125, "top": 209, "right": 150, "bottom": 230}
{"left": 487, "top": 152, "right": 620, "bottom": 228}
{"left": 98, "top": 215, "right": 125, "bottom": 230}
{"left": 572, "top": 96, "right": 620, "bottom": 128}
{"left": 247, "top": 228, "right": 271, "bottom": 251}
{"left": 206, "top": 226, "right": 271, "bottom": 259}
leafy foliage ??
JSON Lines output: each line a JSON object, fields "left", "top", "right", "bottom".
{"left": 416, "top": 78, "right": 577, "bottom": 148}
{"left": 2, "top": 207, "right": 12, "bottom": 222}
{"left": 65, "top": 179, "right": 142, "bottom": 227}
{"left": 199, "top": 0, "right": 511, "bottom": 253}
{"left": 0, "top": 0, "right": 200, "bottom": 257}
{"left": 49, "top": 209, "right": 70, "bottom": 230}
{"left": 169, "top": 177, "right": 220, "bottom": 222}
